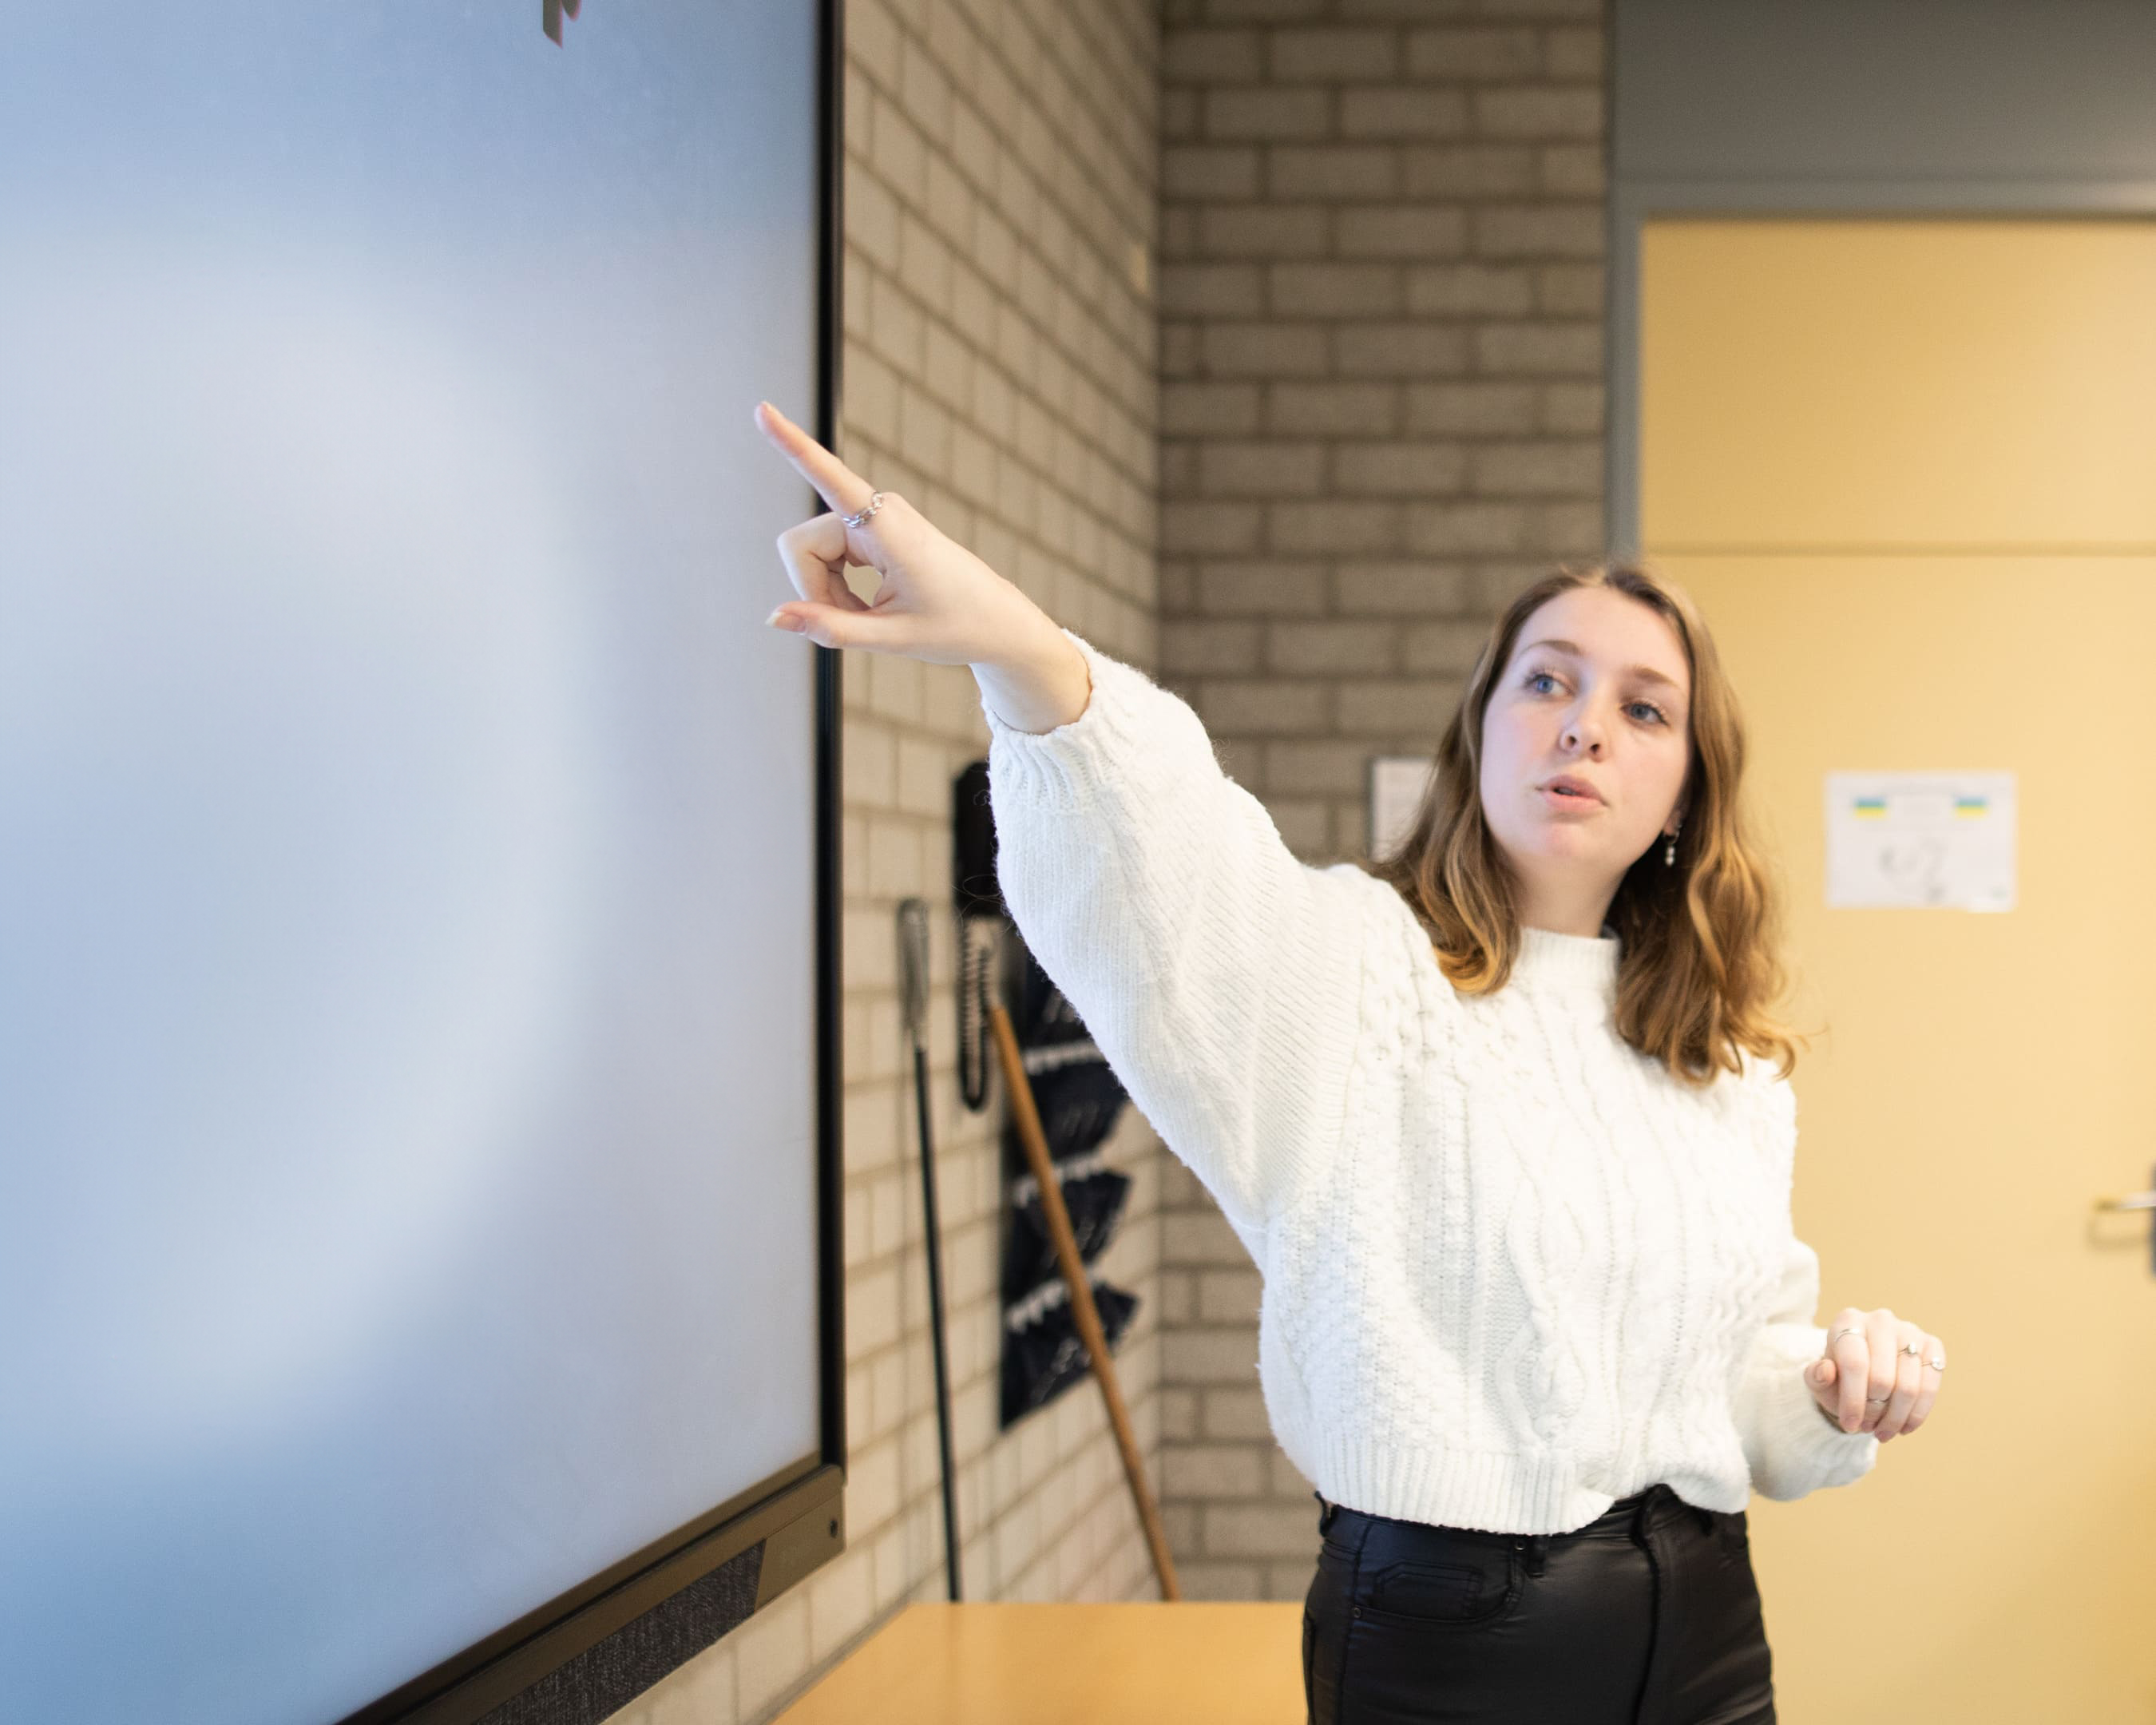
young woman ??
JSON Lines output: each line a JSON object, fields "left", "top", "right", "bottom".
{"left": 754, "top": 400, "right": 1948, "bottom": 1724}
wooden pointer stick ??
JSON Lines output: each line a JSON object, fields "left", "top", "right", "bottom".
{"left": 988, "top": 1000, "right": 1182, "bottom": 1602}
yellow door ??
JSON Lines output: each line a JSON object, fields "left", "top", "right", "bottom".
{"left": 1642, "top": 219, "right": 2156, "bottom": 1723}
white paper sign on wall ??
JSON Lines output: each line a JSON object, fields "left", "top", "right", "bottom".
{"left": 1825, "top": 771, "right": 2016, "bottom": 912}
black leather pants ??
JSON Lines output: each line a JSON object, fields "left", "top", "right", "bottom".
{"left": 1302, "top": 1483, "right": 1775, "bottom": 1724}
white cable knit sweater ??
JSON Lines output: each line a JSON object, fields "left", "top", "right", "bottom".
{"left": 983, "top": 628, "right": 1879, "bottom": 1537}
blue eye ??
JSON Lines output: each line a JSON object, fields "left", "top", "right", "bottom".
{"left": 1526, "top": 671, "right": 1560, "bottom": 694}
{"left": 1627, "top": 700, "right": 1667, "bottom": 725}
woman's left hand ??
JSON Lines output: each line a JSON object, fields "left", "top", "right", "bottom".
{"left": 1804, "top": 1307, "right": 1944, "bottom": 1441}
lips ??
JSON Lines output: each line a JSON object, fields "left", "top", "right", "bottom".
{"left": 1540, "top": 776, "right": 1602, "bottom": 803}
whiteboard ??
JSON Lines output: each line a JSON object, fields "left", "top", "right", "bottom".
{"left": 0, "top": 6, "right": 826, "bottom": 1720}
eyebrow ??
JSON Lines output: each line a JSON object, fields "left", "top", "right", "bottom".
{"left": 1516, "top": 637, "right": 1685, "bottom": 695}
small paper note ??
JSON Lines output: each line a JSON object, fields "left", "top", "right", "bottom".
{"left": 1825, "top": 771, "right": 2016, "bottom": 911}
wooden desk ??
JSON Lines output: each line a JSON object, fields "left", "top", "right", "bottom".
{"left": 771, "top": 1603, "right": 1306, "bottom": 1724}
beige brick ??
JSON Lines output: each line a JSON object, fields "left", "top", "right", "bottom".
{"left": 1159, "top": 1385, "right": 1201, "bottom": 1441}
{"left": 1334, "top": 561, "right": 1471, "bottom": 613}
{"left": 1162, "top": 1329, "right": 1263, "bottom": 1385}
{"left": 1269, "top": 27, "right": 1401, "bottom": 81}
{"left": 1163, "top": 145, "right": 1264, "bottom": 199}
{"left": 1199, "top": 440, "right": 1329, "bottom": 495}
{"left": 870, "top": 89, "right": 930, "bottom": 205}
{"left": 1162, "top": 29, "right": 1265, "bottom": 83}
{"left": 1536, "top": 260, "right": 1606, "bottom": 315}
{"left": 1470, "top": 561, "right": 1560, "bottom": 611}
{"left": 1406, "top": 498, "right": 1535, "bottom": 553}
{"left": 1163, "top": 1442, "right": 1267, "bottom": 1497}
{"left": 731, "top": 1592, "right": 809, "bottom": 1721}
{"left": 1405, "top": 261, "right": 1536, "bottom": 315}
{"left": 1270, "top": 1447, "right": 1324, "bottom": 1501}
{"left": 1164, "top": 381, "right": 1265, "bottom": 435}
{"left": 1270, "top": 498, "right": 1404, "bottom": 554}
{"left": 846, "top": 158, "right": 902, "bottom": 274}
{"left": 1159, "top": 262, "right": 1266, "bottom": 316}
{"left": 1335, "top": 207, "right": 1469, "bottom": 259}
{"left": 1270, "top": 797, "right": 1333, "bottom": 855}
{"left": 1405, "top": 26, "right": 1542, "bottom": 80}
{"left": 1545, "top": 25, "right": 1607, "bottom": 75}
{"left": 1269, "top": 145, "right": 1401, "bottom": 200}
{"left": 1405, "top": 379, "right": 1540, "bottom": 434}
{"left": 1197, "top": 204, "right": 1330, "bottom": 258}
{"left": 1202, "top": 1386, "right": 1276, "bottom": 1441}
{"left": 1335, "top": 323, "right": 1472, "bottom": 378}
{"left": 1536, "top": 498, "right": 1607, "bottom": 554}
{"left": 1472, "top": 85, "right": 1603, "bottom": 141}
{"left": 1270, "top": 261, "right": 1405, "bottom": 316}
{"left": 1195, "top": 676, "right": 1332, "bottom": 735}
{"left": 1262, "top": 1556, "right": 1321, "bottom": 1603}
{"left": 1334, "top": 0, "right": 1476, "bottom": 13}
{"left": 1265, "top": 736, "right": 1375, "bottom": 793}
{"left": 1539, "top": 381, "right": 1605, "bottom": 434}
{"left": 1339, "top": 677, "right": 1457, "bottom": 732}
{"left": 1469, "top": 438, "right": 1603, "bottom": 495}
{"left": 1160, "top": 620, "right": 1265, "bottom": 676}
{"left": 1206, "top": 87, "right": 1333, "bottom": 141}
{"left": 1164, "top": 500, "right": 1267, "bottom": 555}
{"left": 1202, "top": 1502, "right": 1318, "bottom": 1560}
{"left": 1177, "top": 1560, "right": 1267, "bottom": 1601}
{"left": 1475, "top": 320, "right": 1601, "bottom": 375}
{"left": 1341, "top": 87, "right": 1470, "bottom": 140}
{"left": 1401, "top": 617, "right": 1492, "bottom": 673}
{"left": 1198, "top": 1267, "right": 1264, "bottom": 1322}
{"left": 1472, "top": 203, "right": 1604, "bottom": 259}
{"left": 1336, "top": 440, "right": 1470, "bottom": 497}
{"left": 1195, "top": 561, "right": 1331, "bottom": 617}
{"left": 1160, "top": 87, "right": 1203, "bottom": 145}
{"left": 1200, "top": 321, "right": 1330, "bottom": 377}
{"left": 898, "top": 31, "right": 955, "bottom": 146}
{"left": 1540, "top": 142, "right": 1606, "bottom": 197}
{"left": 1402, "top": 142, "right": 1539, "bottom": 197}
{"left": 842, "top": 723, "right": 898, "bottom": 811}
{"left": 1269, "top": 380, "right": 1403, "bottom": 434}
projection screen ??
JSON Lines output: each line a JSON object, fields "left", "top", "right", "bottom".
{"left": 0, "top": 5, "right": 846, "bottom": 1721}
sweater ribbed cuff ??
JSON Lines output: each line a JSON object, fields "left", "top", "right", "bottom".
{"left": 979, "top": 628, "right": 1135, "bottom": 808}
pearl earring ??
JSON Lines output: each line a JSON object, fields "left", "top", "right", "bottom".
{"left": 1663, "top": 819, "right": 1682, "bottom": 867}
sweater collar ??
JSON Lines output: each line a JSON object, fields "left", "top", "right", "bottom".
{"left": 1513, "top": 922, "right": 1620, "bottom": 994}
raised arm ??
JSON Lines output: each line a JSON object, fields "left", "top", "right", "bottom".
{"left": 751, "top": 400, "right": 1377, "bottom": 1231}
{"left": 982, "top": 628, "right": 1377, "bottom": 1232}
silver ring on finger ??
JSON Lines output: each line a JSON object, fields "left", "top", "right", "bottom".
{"left": 843, "top": 491, "right": 885, "bottom": 528}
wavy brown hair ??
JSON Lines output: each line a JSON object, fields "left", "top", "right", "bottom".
{"left": 1360, "top": 563, "right": 1803, "bottom": 1088}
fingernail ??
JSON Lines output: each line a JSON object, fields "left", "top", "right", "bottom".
{"left": 765, "top": 606, "right": 797, "bottom": 630}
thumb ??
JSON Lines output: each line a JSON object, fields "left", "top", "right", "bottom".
{"left": 767, "top": 601, "right": 878, "bottom": 651}
{"left": 1807, "top": 1358, "right": 1837, "bottom": 1390}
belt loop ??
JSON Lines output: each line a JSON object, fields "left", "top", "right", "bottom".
{"left": 1314, "top": 1489, "right": 1339, "bottom": 1536}
{"left": 1515, "top": 1533, "right": 1549, "bottom": 1577}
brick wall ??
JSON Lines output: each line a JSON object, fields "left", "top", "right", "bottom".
{"left": 609, "top": 0, "right": 1612, "bottom": 1712}
{"left": 608, "top": 2, "right": 1171, "bottom": 1722}
{"left": 1152, "top": 0, "right": 1610, "bottom": 1602}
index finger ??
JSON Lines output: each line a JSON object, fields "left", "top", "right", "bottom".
{"left": 754, "top": 401, "right": 874, "bottom": 518}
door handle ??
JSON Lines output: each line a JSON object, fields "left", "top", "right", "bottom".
{"left": 2092, "top": 1164, "right": 2156, "bottom": 1273}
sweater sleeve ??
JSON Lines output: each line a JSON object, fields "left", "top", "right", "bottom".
{"left": 1729, "top": 1073, "right": 1880, "bottom": 1501}
{"left": 1732, "top": 1231, "right": 1881, "bottom": 1500}
{"left": 981, "top": 627, "right": 1373, "bottom": 1233}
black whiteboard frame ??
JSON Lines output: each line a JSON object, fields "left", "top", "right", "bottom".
{"left": 336, "top": 0, "right": 850, "bottom": 1718}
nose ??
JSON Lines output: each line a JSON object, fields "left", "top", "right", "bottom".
{"left": 1561, "top": 705, "right": 1607, "bottom": 755}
